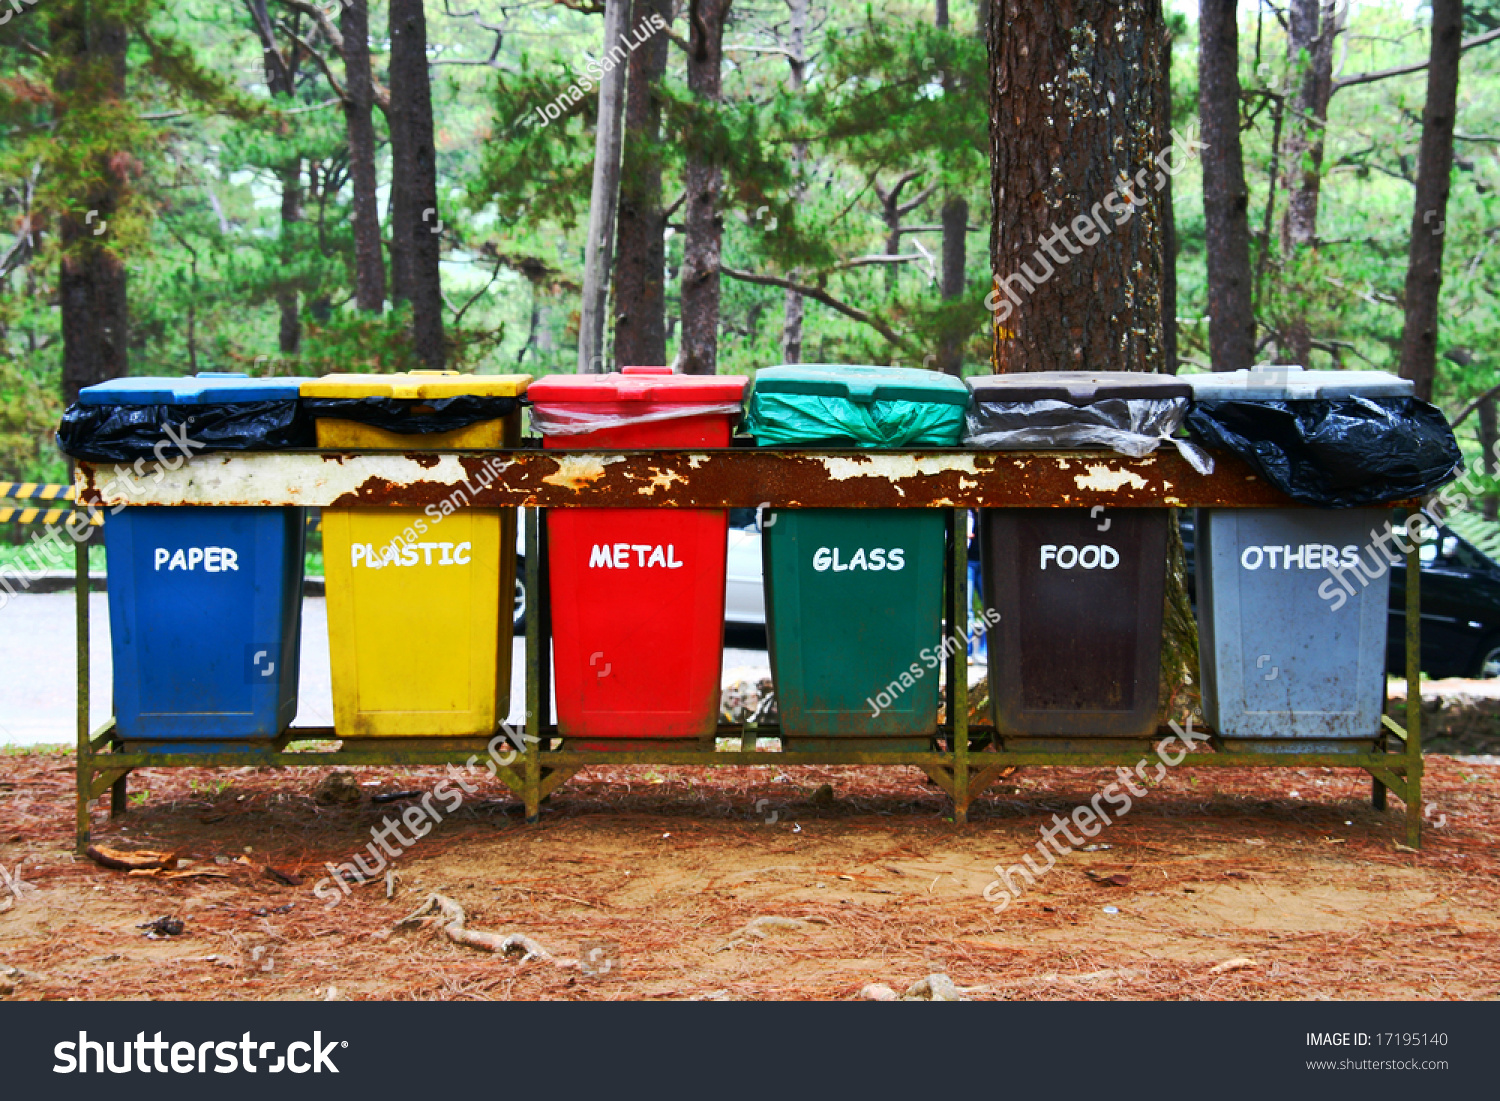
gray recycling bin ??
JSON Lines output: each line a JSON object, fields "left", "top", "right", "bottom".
{"left": 1188, "top": 366, "right": 1410, "bottom": 750}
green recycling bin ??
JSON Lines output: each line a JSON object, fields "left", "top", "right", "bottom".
{"left": 745, "top": 365, "right": 971, "bottom": 751}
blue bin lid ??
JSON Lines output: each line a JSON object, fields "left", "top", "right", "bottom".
{"left": 1185, "top": 365, "right": 1414, "bottom": 401}
{"left": 77, "top": 374, "right": 305, "bottom": 406}
{"left": 751, "top": 364, "right": 971, "bottom": 406}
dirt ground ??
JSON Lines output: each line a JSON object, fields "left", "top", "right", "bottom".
{"left": 1, "top": 749, "right": 1498, "bottom": 1001}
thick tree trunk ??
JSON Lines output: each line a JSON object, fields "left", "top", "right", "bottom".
{"left": 1198, "top": 0, "right": 1255, "bottom": 372}
{"left": 1399, "top": 0, "right": 1463, "bottom": 404}
{"left": 54, "top": 5, "right": 129, "bottom": 403}
{"left": 680, "top": 0, "right": 730, "bottom": 375}
{"left": 1279, "top": 0, "right": 1339, "bottom": 365}
{"left": 613, "top": 0, "right": 671, "bottom": 367}
{"left": 987, "top": 0, "right": 1165, "bottom": 374}
{"left": 341, "top": 0, "right": 386, "bottom": 313}
{"left": 987, "top": 0, "right": 1189, "bottom": 719}
{"left": 780, "top": 0, "right": 811, "bottom": 364}
{"left": 579, "top": 0, "right": 633, "bottom": 372}
{"left": 389, "top": 0, "right": 444, "bottom": 368}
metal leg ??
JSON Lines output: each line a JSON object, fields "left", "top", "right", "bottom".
{"left": 951, "top": 509, "right": 970, "bottom": 825}
{"left": 524, "top": 506, "right": 544, "bottom": 824}
{"left": 1405, "top": 539, "right": 1423, "bottom": 849}
{"left": 75, "top": 530, "right": 91, "bottom": 854}
{"left": 1371, "top": 775, "right": 1387, "bottom": 811}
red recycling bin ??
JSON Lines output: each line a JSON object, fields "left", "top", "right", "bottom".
{"left": 527, "top": 367, "right": 748, "bottom": 746}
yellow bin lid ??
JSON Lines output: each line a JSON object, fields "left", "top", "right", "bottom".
{"left": 300, "top": 371, "right": 531, "bottom": 399}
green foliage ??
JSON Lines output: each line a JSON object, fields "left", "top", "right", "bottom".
{"left": 0, "top": 359, "right": 63, "bottom": 482}
{"left": 472, "top": 52, "right": 601, "bottom": 231}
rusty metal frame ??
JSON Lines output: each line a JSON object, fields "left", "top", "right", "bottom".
{"left": 71, "top": 450, "right": 1424, "bottom": 853}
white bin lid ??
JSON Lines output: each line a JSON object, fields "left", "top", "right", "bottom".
{"left": 1185, "top": 364, "right": 1414, "bottom": 401}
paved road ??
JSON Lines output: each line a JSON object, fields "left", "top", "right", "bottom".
{"left": 0, "top": 593, "right": 769, "bottom": 746}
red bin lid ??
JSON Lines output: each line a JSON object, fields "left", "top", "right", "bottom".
{"left": 528, "top": 366, "right": 748, "bottom": 404}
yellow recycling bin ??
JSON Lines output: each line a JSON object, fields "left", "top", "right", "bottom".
{"left": 301, "top": 372, "right": 531, "bottom": 738}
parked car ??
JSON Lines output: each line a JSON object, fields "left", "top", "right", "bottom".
{"left": 725, "top": 508, "right": 767, "bottom": 628}
{"left": 1179, "top": 512, "right": 1500, "bottom": 680}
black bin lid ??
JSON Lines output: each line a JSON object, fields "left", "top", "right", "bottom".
{"left": 968, "top": 371, "right": 1190, "bottom": 406}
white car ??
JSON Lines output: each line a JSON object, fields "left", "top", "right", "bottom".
{"left": 512, "top": 508, "right": 766, "bottom": 632}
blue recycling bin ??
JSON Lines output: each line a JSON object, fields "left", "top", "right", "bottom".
{"left": 79, "top": 375, "right": 307, "bottom": 749}
{"left": 1187, "top": 367, "right": 1410, "bottom": 750}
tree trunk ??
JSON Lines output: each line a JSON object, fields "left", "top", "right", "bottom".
{"left": 576, "top": 0, "right": 630, "bottom": 375}
{"left": 680, "top": 0, "right": 730, "bottom": 375}
{"left": 341, "top": 0, "right": 386, "bottom": 313}
{"left": 389, "top": 0, "right": 444, "bottom": 368}
{"left": 1159, "top": 17, "right": 1178, "bottom": 375}
{"left": 1281, "top": 0, "right": 1337, "bottom": 250}
{"left": 780, "top": 0, "right": 811, "bottom": 364}
{"left": 937, "top": 196, "right": 967, "bottom": 375}
{"left": 1198, "top": 0, "right": 1255, "bottom": 372}
{"left": 1399, "top": 0, "right": 1463, "bottom": 404}
{"left": 987, "top": 0, "right": 1165, "bottom": 374}
{"left": 935, "top": 0, "right": 966, "bottom": 377}
{"left": 1279, "top": 0, "right": 1339, "bottom": 365}
{"left": 386, "top": 1, "right": 411, "bottom": 306}
{"left": 579, "top": 0, "right": 633, "bottom": 372}
{"left": 277, "top": 161, "right": 303, "bottom": 354}
{"left": 248, "top": 0, "right": 303, "bottom": 356}
{"left": 612, "top": 0, "right": 671, "bottom": 368}
{"left": 54, "top": 4, "right": 129, "bottom": 403}
{"left": 1480, "top": 396, "right": 1498, "bottom": 522}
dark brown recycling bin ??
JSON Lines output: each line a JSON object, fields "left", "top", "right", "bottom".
{"left": 967, "top": 372, "right": 1191, "bottom": 741}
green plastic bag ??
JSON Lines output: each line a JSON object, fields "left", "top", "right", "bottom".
{"left": 745, "top": 365, "right": 970, "bottom": 448}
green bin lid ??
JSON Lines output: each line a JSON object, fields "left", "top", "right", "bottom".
{"left": 751, "top": 364, "right": 971, "bottom": 406}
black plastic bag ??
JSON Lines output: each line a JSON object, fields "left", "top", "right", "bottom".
{"left": 301, "top": 395, "right": 523, "bottom": 435}
{"left": 1185, "top": 395, "right": 1462, "bottom": 507}
{"left": 56, "top": 401, "right": 315, "bottom": 462}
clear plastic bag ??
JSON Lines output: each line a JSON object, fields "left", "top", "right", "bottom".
{"left": 529, "top": 401, "right": 745, "bottom": 437}
{"left": 964, "top": 396, "right": 1213, "bottom": 474}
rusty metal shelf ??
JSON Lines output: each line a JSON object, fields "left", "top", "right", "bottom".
{"left": 76, "top": 447, "right": 1327, "bottom": 510}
